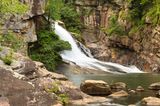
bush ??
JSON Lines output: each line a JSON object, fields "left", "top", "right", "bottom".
{"left": 45, "top": 0, "right": 83, "bottom": 40}
{"left": 28, "top": 30, "right": 71, "bottom": 71}
{"left": 102, "top": 15, "right": 126, "bottom": 36}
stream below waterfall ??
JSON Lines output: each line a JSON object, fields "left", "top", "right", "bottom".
{"left": 56, "top": 64, "right": 160, "bottom": 106}
{"left": 54, "top": 22, "right": 160, "bottom": 105}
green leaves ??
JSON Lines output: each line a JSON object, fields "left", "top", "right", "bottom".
{"left": 0, "top": 0, "right": 28, "bottom": 14}
{"left": 103, "top": 15, "right": 126, "bottom": 36}
{"left": 144, "top": 0, "right": 160, "bottom": 25}
{"left": 29, "top": 30, "right": 71, "bottom": 71}
{"left": 45, "top": 0, "right": 64, "bottom": 20}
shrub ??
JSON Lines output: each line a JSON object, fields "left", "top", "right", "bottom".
{"left": 28, "top": 30, "right": 71, "bottom": 71}
{"left": 102, "top": 15, "right": 126, "bottom": 36}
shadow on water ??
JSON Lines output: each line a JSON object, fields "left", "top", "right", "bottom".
{"left": 56, "top": 64, "right": 160, "bottom": 105}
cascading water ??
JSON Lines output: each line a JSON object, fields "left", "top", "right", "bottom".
{"left": 54, "top": 22, "right": 143, "bottom": 74}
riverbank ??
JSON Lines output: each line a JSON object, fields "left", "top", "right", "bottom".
{"left": 0, "top": 47, "right": 111, "bottom": 106}
{"left": 56, "top": 64, "right": 160, "bottom": 105}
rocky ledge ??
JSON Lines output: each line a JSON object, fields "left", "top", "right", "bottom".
{"left": 0, "top": 47, "right": 110, "bottom": 106}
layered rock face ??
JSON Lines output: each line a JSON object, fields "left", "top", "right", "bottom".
{"left": 75, "top": 0, "right": 160, "bottom": 72}
{"left": 2, "top": 0, "right": 46, "bottom": 55}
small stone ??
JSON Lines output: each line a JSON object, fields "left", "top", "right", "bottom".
{"left": 129, "top": 89, "right": 136, "bottom": 94}
{"left": 109, "top": 90, "right": 129, "bottom": 99}
{"left": 136, "top": 86, "right": 144, "bottom": 92}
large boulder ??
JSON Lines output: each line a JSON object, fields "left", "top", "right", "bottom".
{"left": 149, "top": 82, "right": 160, "bottom": 90}
{"left": 80, "top": 80, "right": 111, "bottom": 95}
{"left": 141, "top": 97, "right": 160, "bottom": 106}
{"left": 109, "top": 90, "right": 129, "bottom": 99}
{"left": 0, "top": 68, "right": 55, "bottom": 106}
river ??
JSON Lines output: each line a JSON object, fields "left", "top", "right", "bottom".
{"left": 56, "top": 64, "right": 160, "bottom": 105}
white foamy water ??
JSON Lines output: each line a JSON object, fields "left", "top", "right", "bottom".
{"left": 54, "top": 22, "right": 143, "bottom": 74}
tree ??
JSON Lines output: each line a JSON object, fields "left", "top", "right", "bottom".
{"left": 45, "top": 0, "right": 64, "bottom": 21}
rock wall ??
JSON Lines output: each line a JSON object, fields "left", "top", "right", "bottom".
{"left": 74, "top": 0, "right": 160, "bottom": 72}
{"left": 2, "top": 0, "right": 46, "bottom": 55}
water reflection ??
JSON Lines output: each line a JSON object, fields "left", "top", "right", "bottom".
{"left": 56, "top": 64, "right": 160, "bottom": 105}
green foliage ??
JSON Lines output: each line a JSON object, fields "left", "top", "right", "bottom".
{"left": 0, "top": 50, "right": 13, "bottom": 65}
{"left": 58, "top": 94, "right": 69, "bottom": 106}
{"left": 103, "top": 15, "right": 126, "bottom": 36}
{"left": 61, "top": 4, "right": 83, "bottom": 34}
{"left": 45, "top": 0, "right": 83, "bottom": 38}
{"left": 45, "top": 81, "right": 69, "bottom": 106}
{"left": 144, "top": 0, "right": 160, "bottom": 25}
{"left": 127, "top": 0, "right": 160, "bottom": 25}
{"left": 0, "top": 47, "right": 2, "bottom": 51}
{"left": 0, "top": 0, "right": 28, "bottom": 14}
{"left": 0, "top": 33, "right": 24, "bottom": 51}
{"left": 45, "top": 0, "right": 64, "bottom": 20}
{"left": 28, "top": 30, "right": 71, "bottom": 71}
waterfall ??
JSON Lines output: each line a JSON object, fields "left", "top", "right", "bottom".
{"left": 54, "top": 22, "right": 143, "bottom": 74}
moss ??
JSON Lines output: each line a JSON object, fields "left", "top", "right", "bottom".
{"left": 0, "top": 50, "right": 13, "bottom": 65}
{"left": 0, "top": 33, "right": 24, "bottom": 51}
{"left": 0, "top": 47, "right": 2, "bottom": 51}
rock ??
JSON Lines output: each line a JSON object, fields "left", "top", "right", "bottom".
{"left": 0, "top": 97, "right": 10, "bottom": 106}
{"left": 129, "top": 89, "right": 136, "bottom": 94}
{"left": 16, "top": 59, "right": 36, "bottom": 75}
{"left": 70, "top": 96, "right": 111, "bottom": 106}
{"left": 80, "top": 80, "right": 111, "bottom": 95}
{"left": 0, "top": 68, "right": 55, "bottom": 106}
{"left": 35, "top": 61, "right": 68, "bottom": 80}
{"left": 136, "top": 86, "right": 144, "bottom": 92}
{"left": 149, "top": 82, "right": 160, "bottom": 90}
{"left": 110, "top": 82, "right": 127, "bottom": 91}
{"left": 156, "top": 90, "right": 160, "bottom": 97}
{"left": 128, "top": 104, "right": 136, "bottom": 106}
{"left": 141, "top": 97, "right": 160, "bottom": 106}
{"left": 109, "top": 90, "right": 129, "bottom": 99}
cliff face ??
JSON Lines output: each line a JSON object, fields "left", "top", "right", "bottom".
{"left": 2, "top": 0, "right": 46, "bottom": 55}
{"left": 74, "top": 0, "right": 160, "bottom": 72}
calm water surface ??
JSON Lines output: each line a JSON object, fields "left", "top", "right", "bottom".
{"left": 56, "top": 64, "right": 160, "bottom": 105}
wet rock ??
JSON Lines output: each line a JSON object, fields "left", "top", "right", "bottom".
{"left": 109, "top": 90, "right": 129, "bottom": 99}
{"left": 129, "top": 89, "right": 136, "bottom": 94}
{"left": 128, "top": 104, "right": 136, "bottom": 106}
{"left": 110, "top": 82, "right": 127, "bottom": 91}
{"left": 70, "top": 96, "right": 111, "bottom": 106}
{"left": 141, "top": 97, "right": 160, "bottom": 106}
{"left": 156, "top": 90, "right": 160, "bottom": 97}
{"left": 80, "top": 80, "right": 111, "bottom": 95}
{"left": 136, "top": 86, "right": 144, "bottom": 92}
{"left": 149, "top": 82, "right": 160, "bottom": 90}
